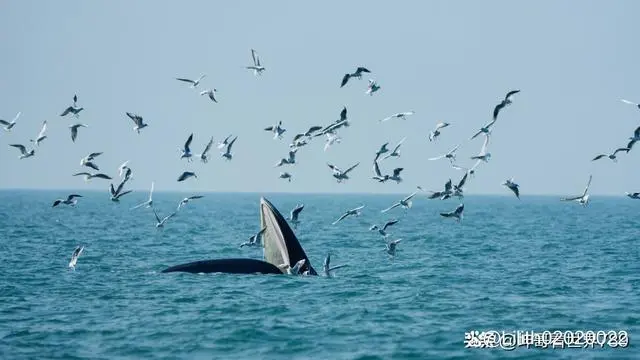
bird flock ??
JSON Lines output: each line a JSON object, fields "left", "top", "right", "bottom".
{"left": 3, "top": 48, "right": 639, "bottom": 274}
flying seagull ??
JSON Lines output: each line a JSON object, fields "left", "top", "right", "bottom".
{"left": 382, "top": 137, "right": 406, "bottom": 160}
{"left": 493, "top": 90, "right": 520, "bottom": 121}
{"left": 131, "top": 182, "right": 154, "bottom": 210}
{"left": 8, "top": 144, "right": 35, "bottom": 159}
{"left": 380, "top": 111, "right": 415, "bottom": 123}
{"left": 177, "top": 195, "right": 204, "bottom": 210}
{"left": 200, "top": 89, "right": 218, "bottom": 102}
{"left": 221, "top": 136, "right": 238, "bottom": 160}
{"left": 340, "top": 67, "right": 371, "bottom": 87}
{"left": 470, "top": 119, "right": 498, "bottom": 140}
{"left": 82, "top": 160, "right": 100, "bottom": 171}
{"left": 621, "top": 99, "right": 640, "bottom": 109}
{"left": 118, "top": 160, "right": 130, "bottom": 179}
{"left": 592, "top": 148, "right": 629, "bottom": 162}
{"left": 289, "top": 204, "right": 304, "bottom": 226}
{"left": 560, "top": 175, "right": 592, "bottom": 206}
{"left": 68, "top": 246, "right": 84, "bottom": 270}
{"left": 30, "top": 121, "right": 48, "bottom": 146}
{"left": 109, "top": 179, "right": 132, "bottom": 202}
{"left": 366, "top": 79, "right": 381, "bottom": 95}
{"left": 470, "top": 134, "right": 491, "bottom": 162}
{"left": 428, "top": 144, "right": 461, "bottom": 163}
{"left": 264, "top": 121, "right": 286, "bottom": 139}
{"left": 73, "top": 172, "right": 111, "bottom": 182}
{"left": 246, "top": 49, "right": 265, "bottom": 76}
{"left": 369, "top": 219, "right": 399, "bottom": 237}
{"left": 323, "top": 252, "right": 348, "bottom": 277}
{"left": 385, "top": 239, "right": 402, "bottom": 257}
{"left": 626, "top": 126, "right": 640, "bottom": 151}
{"left": 279, "top": 172, "right": 293, "bottom": 182}
{"left": 381, "top": 191, "right": 418, "bottom": 213}
{"left": 625, "top": 192, "right": 640, "bottom": 199}
{"left": 240, "top": 228, "right": 267, "bottom": 248}
{"left": 279, "top": 259, "right": 307, "bottom": 275}
{"left": 502, "top": 178, "right": 520, "bottom": 199}
{"left": 429, "top": 122, "right": 450, "bottom": 142}
{"left": 180, "top": 133, "right": 194, "bottom": 161}
{"left": 440, "top": 204, "right": 464, "bottom": 222}
{"left": 217, "top": 135, "right": 233, "bottom": 150}
{"left": 374, "top": 142, "right": 389, "bottom": 161}
{"left": 153, "top": 209, "right": 177, "bottom": 228}
{"left": 275, "top": 149, "right": 297, "bottom": 167}
{"left": 324, "top": 131, "right": 342, "bottom": 152}
{"left": 327, "top": 162, "right": 360, "bottom": 183}
{"left": 60, "top": 106, "right": 84, "bottom": 118}
{"left": 69, "top": 124, "right": 88, "bottom": 142}
{"left": 332, "top": 205, "right": 365, "bottom": 225}
{"left": 176, "top": 74, "right": 206, "bottom": 88}
{"left": 52, "top": 194, "right": 82, "bottom": 208}
{"left": 0, "top": 111, "right": 21, "bottom": 131}
{"left": 177, "top": 171, "right": 197, "bottom": 182}
{"left": 196, "top": 136, "right": 214, "bottom": 163}
{"left": 126, "top": 112, "right": 148, "bottom": 134}
{"left": 372, "top": 160, "right": 389, "bottom": 183}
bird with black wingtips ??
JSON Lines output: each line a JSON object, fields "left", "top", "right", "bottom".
{"left": 327, "top": 162, "right": 360, "bottom": 183}
{"left": 340, "top": 66, "right": 370, "bottom": 87}
{"left": 221, "top": 136, "right": 238, "bottom": 160}
{"left": 332, "top": 205, "right": 365, "bottom": 225}
{"left": 153, "top": 209, "right": 176, "bottom": 228}
{"left": 109, "top": 179, "right": 132, "bottom": 202}
{"left": 429, "top": 122, "right": 450, "bottom": 142}
{"left": 200, "top": 89, "right": 218, "bottom": 102}
{"left": 30, "top": 121, "right": 47, "bottom": 146}
{"left": 177, "top": 195, "right": 204, "bottom": 210}
{"left": 323, "top": 252, "right": 348, "bottom": 277}
{"left": 289, "top": 204, "right": 304, "bottom": 227}
{"left": 196, "top": 137, "right": 214, "bottom": 163}
{"left": 625, "top": 192, "right": 640, "bottom": 200}
{"left": 591, "top": 147, "right": 630, "bottom": 163}
{"left": 73, "top": 172, "right": 111, "bottom": 182}
{"left": 382, "top": 137, "right": 406, "bottom": 160}
{"left": 626, "top": 126, "right": 640, "bottom": 151}
{"left": 0, "top": 111, "right": 21, "bottom": 131}
{"left": 440, "top": 204, "right": 464, "bottom": 222}
{"left": 52, "top": 194, "right": 82, "bottom": 208}
{"left": 177, "top": 171, "right": 197, "bottom": 182}
{"left": 126, "top": 112, "right": 148, "bottom": 134}
{"left": 381, "top": 191, "right": 418, "bottom": 213}
{"left": 8, "top": 144, "right": 35, "bottom": 159}
{"left": 493, "top": 89, "right": 520, "bottom": 120}
{"left": 69, "top": 124, "right": 88, "bottom": 142}
{"left": 502, "top": 178, "right": 520, "bottom": 199}
{"left": 560, "top": 175, "right": 592, "bottom": 206}
{"left": 180, "top": 133, "right": 194, "bottom": 161}
{"left": 369, "top": 219, "right": 399, "bottom": 238}
{"left": 246, "top": 49, "right": 265, "bottom": 76}
{"left": 240, "top": 228, "right": 267, "bottom": 248}
{"left": 176, "top": 74, "right": 206, "bottom": 88}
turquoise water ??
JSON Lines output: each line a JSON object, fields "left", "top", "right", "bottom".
{"left": 0, "top": 190, "right": 638, "bottom": 359}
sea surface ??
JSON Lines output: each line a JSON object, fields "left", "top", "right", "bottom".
{"left": 0, "top": 190, "right": 638, "bottom": 359}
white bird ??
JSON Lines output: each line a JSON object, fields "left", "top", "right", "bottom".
{"left": 382, "top": 137, "right": 406, "bottom": 160}
{"left": 8, "top": 144, "right": 35, "bottom": 159}
{"left": 374, "top": 142, "right": 390, "bottom": 161}
{"left": 429, "top": 122, "right": 450, "bottom": 142}
{"left": 264, "top": 121, "right": 286, "bottom": 139}
{"left": 180, "top": 133, "right": 194, "bottom": 161}
{"left": 177, "top": 195, "right": 204, "bottom": 210}
{"left": 323, "top": 252, "right": 348, "bottom": 277}
{"left": 30, "top": 121, "right": 48, "bottom": 146}
{"left": 428, "top": 144, "right": 461, "bottom": 163}
{"left": 365, "top": 79, "right": 380, "bottom": 95}
{"left": 332, "top": 205, "right": 365, "bottom": 225}
{"left": 0, "top": 112, "right": 21, "bottom": 131}
{"left": 200, "top": 89, "right": 218, "bottom": 103}
{"left": 153, "top": 209, "right": 176, "bottom": 228}
{"left": 324, "top": 131, "right": 342, "bottom": 152}
{"left": 279, "top": 172, "right": 293, "bottom": 182}
{"left": 470, "top": 134, "right": 491, "bottom": 162}
{"left": 126, "top": 112, "right": 148, "bottom": 134}
{"left": 625, "top": 192, "right": 640, "bottom": 199}
{"left": 131, "top": 182, "right": 155, "bottom": 210}
{"left": 470, "top": 118, "right": 497, "bottom": 140}
{"left": 109, "top": 180, "right": 132, "bottom": 202}
{"left": 176, "top": 74, "right": 206, "bottom": 88}
{"left": 278, "top": 259, "right": 306, "bottom": 275}
{"left": 502, "top": 178, "right": 520, "bottom": 199}
{"left": 561, "top": 175, "right": 592, "bottom": 206}
{"left": 196, "top": 137, "right": 214, "bottom": 163}
{"left": 369, "top": 219, "right": 399, "bottom": 237}
{"left": 217, "top": 135, "right": 233, "bottom": 149}
{"left": 327, "top": 162, "right": 360, "bottom": 183}
{"left": 69, "top": 124, "right": 88, "bottom": 142}
{"left": 591, "top": 147, "right": 629, "bottom": 163}
{"left": 381, "top": 191, "right": 418, "bottom": 213}
{"left": 240, "top": 228, "right": 267, "bottom": 247}
{"left": 372, "top": 160, "right": 389, "bottom": 183}
{"left": 52, "top": 194, "right": 82, "bottom": 208}
{"left": 340, "top": 66, "right": 371, "bottom": 87}
{"left": 275, "top": 149, "right": 297, "bottom": 167}
{"left": 387, "top": 168, "right": 404, "bottom": 184}
{"left": 246, "top": 49, "right": 265, "bottom": 76}
{"left": 73, "top": 172, "right": 112, "bottom": 182}
{"left": 621, "top": 99, "right": 640, "bottom": 110}
{"left": 221, "top": 136, "right": 238, "bottom": 160}
{"left": 380, "top": 111, "right": 415, "bottom": 123}
{"left": 440, "top": 204, "right": 465, "bottom": 222}
{"left": 177, "top": 171, "right": 197, "bottom": 182}
{"left": 118, "top": 161, "right": 130, "bottom": 179}
{"left": 385, "top": 239, "right": 402, "bottom": 257}
{"left": 60, "top": 106, "right": 84, "bottom": 118}
{"left": 68, "top": 245, "right": 84, "bottom": 269}
{"left": 493, "top": 90, "right": 520, "bottom": 120}
{"left": 289, "top": 204, "right": 304, "bottom": 225}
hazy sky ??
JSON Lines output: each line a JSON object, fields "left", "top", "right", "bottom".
{"left": 1, "top": 1, "right": 639, "bottom": 195}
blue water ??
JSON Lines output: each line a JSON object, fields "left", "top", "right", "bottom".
{"left": 0, "top": 190, "right": 638, "bottom": 359}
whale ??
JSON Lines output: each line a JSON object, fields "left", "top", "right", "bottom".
{"left": 161, "top": 197, "right": 318, "bottom": 275}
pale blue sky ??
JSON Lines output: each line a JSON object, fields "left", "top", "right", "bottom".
{"left": 1, "top": 1, "right": 639, "bottom": 195}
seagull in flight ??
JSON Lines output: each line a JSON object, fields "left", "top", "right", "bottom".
{"left": 68, "top": 245, "right": 84, "bottom": 270}
{"left": 289, "top": 204, "right": 304, "bottom": 226}
{"left": 176, "top": 74, "right": 206, "bottom": 88}
{"left": 621, "top": 99, "right": 640, "bottom": 110}
{"left": 369, "top": 219, "right": 399, "bottom": 237}
{"left": 626, "top": 126, "right": 640, "bottom": 151}
{"left": 380, "top": 111, "right": 415, "bottom": 123}
{"left": 324, "top": 131, "right": 342, "bottom": 152}
{"left": 470, "top": 119, "right": 498, "bottom": 140}
{"left": 340, "top": 66, "right": 371, "bottom": 87}
{"left": 177, "top": 171, "right": 197, "bottom": 182}
{"left": 60, "top": 106, "right": 84, "bottom": 118}
{"left": 366, "top": 79, "right": 380, "bottom": 95}
{"left": 374, "top": 142, "right": 389, "bottom": 161}
{"left": 8, "top": 144, "right": 35, "bottom": 159}
{"left": 196, "top": 137, "right": 214, "bottom": 163}
{"left": 428, "top": 144, "right": 461, "bottom": 163}
{"left": 177, "top": 195, "right": 204, "bottom": 210}
{"left": 180, "top": 133, "right": 194, "bottom": 161}
{"left": 126, "top": 112, "right": 148, "bottom": 134}
{"left": 502, "top": 178, "right": 520, "bottom": 199}
{"left": 625, "top": 192, "right": 640, "bottom": 199}
{"left": 470, "top": 134, "right": 491, "bottom": 162}
{"left": 200, "top": 89, "right": 218, "bottom": 103}
{"left": 429, "top": 122, "right": 450, "bottom": 142}
{"left": 279, "top": 172, "right": 293, "bottom": 182}
{"left": 217, "top": 135, "right": 233, "bottom": 150}
{"left": 264, "top": 121, "right": 286, "bottom": 139}
{"left": 381, "top": 191, "right": 418, "bottom": 213}
{"left": 153, "top": 209, "right": 176, "bottom": 228}
{"left": 0, "top": 112, "right": 21, "bottom": 131}
{"left": 30, "top": 121, "right": 48, "bottom": 146}
{"left": 440, "top": 204, "right": 464, "bottom": 222}
{"left": 493, "top": 89, "right": 520, "bottom": 120}
{"left": 591, "top": 147, "right": 629, "bottom": 163}
{"left": 323, "top": 252, "right": 348, "bottom": 277}
{"left": 73, "top": 172, "right": 111, "bottom": 182}
{"left": 385, "top": 239, "right": 402, "bottom": 257}
{"left": 275, "top": 149, "right": 297, "bottom": 167}
{"left": 69, "top": 124, "right": 88, "bottom": 142}
{"left": 426, "top": 179, "right": 454, "bottom": 200}
{"left": 327, "top": 162, "right": 360, "bottom": 183}
{"left": 131, "top": 182, "right": 154, "bottom": 210}
{"left": 372, "top": 160, "right": 390, "bottom": 183}
{"left": 382, "top": 137, "right": 406, "bottom": 160}
{"left": 118, "top": 160, "right": 130, "bottom": 179}
{"left": 560, "top": 175, "right": 592, "bottom": 206}
{"left": 221, "top": 136, "right": 238, "bottom": 160}
{"left": 246, "top": 49, "right": 265, "bottom": 76}
{"left": 109, "top": 179, "right": 132, "bottom": 202}
{"left": 240, "top": 228, "right": 267, "bottom": 248}
{"left": 332, "top": 205, "right": 365, "bottom": 225}
{"left": 52, "top": 194, "right": 82, "bottom": 208}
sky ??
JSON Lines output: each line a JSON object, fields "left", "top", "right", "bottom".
{"left": 1, "top": 1, "right": 640, "bottom": 196}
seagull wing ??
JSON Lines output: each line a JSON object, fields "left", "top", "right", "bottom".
{"left": 60, "top": 106, "right": 73, "bottom": 116}
{"left": 153, "top": 209, "right": 161, "bottom": 223}
{"left": 351, "top": 205, "right": 365, "bottom": 211}
{"left": 340, "top": 74, "right": 350, "bottom": 88}
{"left": 184, "top": 133, "right": 193, "bottom": 151}
{"left": 373, "top": 161, "right": 382, "bottom": 177}
{"left": 382, "top": 219, "right": 399, "bottom": 231}
{"left": 149, "top": 181, "right": 155, "bottom": 200}
{"left": 504, "top": 89, "right": 521, "bottom": 101}
{"left": 393, "top": 137, "right": 406, "bottom": 152}
{"left": 380, "top": 114, "right": 395, "bottom": 123}
{"left": 251, "top": 49, "right": 258, "bottom": 66}
{"left": 582, "top": 175, "right": 593, "bottom": 197}
{"left": 176, "top": 78, "right": 195, "bottom": 84}
{"left": 444, "top": 179, "right": 452, "bottom": 193}
{"left": 457, "top": 172, "right": 469, "bottom": 189}
{"left": 428, "top": 154, "right": 446, "bottom": 161}
{"left": 493, "top": 102, "right": 505, "bottom": 120}
{"left": 614, "top": 147, "right": 630, "bottom": 155}
{"left": 187, "top": 195, "right": 204, "bottom": 200}
{"left": 381, "top": 202, "right": 401, "bottom": 213}
{"left": 403, "top": 191, "right": 418, "bottom": 202}
{"left": 343, "top": 162, "right": 360, "bottom": 175}
{"left": 480, "top": 134, "right": 490, "bottom": 154}
{"left": 328, "top": 264, "right": 348, "bottom": 272}
{"left": 340, "top": 106, "right": 347, "bottom": 122}
{"left": 621, "top": 99, "right": 638, "bottom": 106}
{"left": 227, "top": 136, "right": 238, "bottom": 152}
{"left": 202, "top": 137, "right": 214, "bottom": 155}
{"left": 332, "top": 212, "right": 350, "bottom": 225}
{"left": 37, "top": 121, "right": 47, "bottom": 138}
{"left": 9, "top": 144, "right": 27, "bottom": 154}
{"left": 0, "top": 120, "right": 9, "bottom": 126}
{"left": 591, "top": 154, "right": 606, "bottom": 161}
{"left": 67, "top": 194, "right": 82, "bottom": 201}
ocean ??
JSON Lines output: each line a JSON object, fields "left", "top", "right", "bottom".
{"left": 0, "top": 190, "right": 638, "bottom": 359}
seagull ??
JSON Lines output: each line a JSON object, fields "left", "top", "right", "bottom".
{"left": 451, "top": 172, "right": 469, "bottom": 199}
{"left": 68, "top": 246, "right": 84, "bottom": 270}
{"left": 69, "top": 124, "right": 88, "bottom": 142}
{"left": 323, "top": 252, "right": 348, "bottom": 277}
{"left": 427, "top": 179, "right": 453, "bottom": 200}
{"left": 332, "top": 205, "right": 365, "bottom": 225}
{"left": 493, "top": 90, "right": 520, "bottom": 120}
{"left": 121, "top": 166, "right": 132, "bottom": 182}
{"left": 60, "top": 106, "right": 84, "bottom": 118}
{"left": 380, "top": 111, "right": 415, "bottom": 123}
{"left": 289, "top": 204, "right": 304, "bottom": 225}
{"left": 502, "top": 178, "right": 520, "bottom": 199}
{"left": 381, "top": 191, "right": 418, "bottom": 213}
{"left": 385, "top": 239, "right": 402, "bottom": 257}
{"left": 592, "top": 148, "right": 630, "bottom": 162}
{"left": 440, "top": 204, "right": 464, "bottom": 222}
{"left": 372, "top": 160, "right": 389, "bottom": 183}
{"left": 73, "top": 172, "right": 112, "bottom": 182}
{"left": 177, "top": 195, "right": 204, "bottom": 210}
{"left": 200, "top": 89, "right": 218, "bottom": 102}
{"left": 626, "top": 126, "right": 640, "bottom": 151}
{"left": 30, "top": 121, "right": 48, "bottom": 146}
{"left": 365, "top": 79, "right": 380, "bottom": 95}
{"left": 221, "top": 136, "right": 238, "bottom": 160}
{"left": 470, "top": 119, "right": 497, "bottom": 140}
{"left": 217, "top": 135, "right": 233, "bottom": 150}
{"left": 264, "top": 121, "right": 286, "bottom": 139}
{"left": 429, "top": 122, "right": 450, "bottom": 142}
{"left": 621, "top": 99, "right": 640, "bottom": 110}
{"left": 180, "top": 133, "right": 194, "bottom": 161}
{"left": 451, "top": 163, "right": 478, "bottom": 178}
{"left": 327, "top": 162, "right": 360, "bottom": 183}
{"left": 387, "top": 168, "right": 404, "bottom": 184}
{"left": 8, "top": 144, "right": 35, "bottom": 159}
{"left": 52, "top": 194, "right": 82, "bottom": 207}
{"left": 177, "top": 171, "right": 197, "bottom": 182}
{"left": 176, "top": 74, "right": 206, "bottom": 88}
{"left": 0, "top": 112, "right": 21, "bottom": 131}
{"left": 278, "top": 259, "right": 306, "bottom": 275}
{"left": 374, "top": 142, "right": 389, "bottom": 161}
{"left": 240, "top": 228, "right": 267, "bottom": 247}
{"left": 340, "top": 66, "right": 371, "bottom": 87}
{"left": 131, "top": 182, "right": 155, "bottom": 210}
{"left": 369, "top": 219, "right": 399, "bottom": 237}
{"left": 196, "top": 137, "right": 214, "bottom": 163}
{"left": 109, "top": 180, "right": 132, "bottom": 202}
{"left": 118, "top": 160, "right": 130, "bottom": 179}
{"left": 625, "top": 192, "right": 640, "bottom": 199}
{"left": 560, "top": 175, "right": 592, "bottom": 206}
{"left": 275, "top": 149, "right": 297, "bottom": 167}
{"left": 279, "top": 172, "right": 293, "bottom": 182}
{"left": 82, "top": 160, "right": 100, "bottom": 171}
{"left": 470, "top": 134, "right": 491, "bottom": 162}
{"left": 324, "top": 131, "right": 342, "bottom": 152}
{"left": 246, "top": 49, "right": 265, "bottom": 76}
{"left": 382, "top": 137, "right": 406, "bottom": 160}
{"left": 126, "top": 112, "right": 148, "bottom": 134}
{"left": 428, "top": 144, "right": 461, "bottom": 163}
{"left": 153, "top": 209, "right": 176, "bottom": 228}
